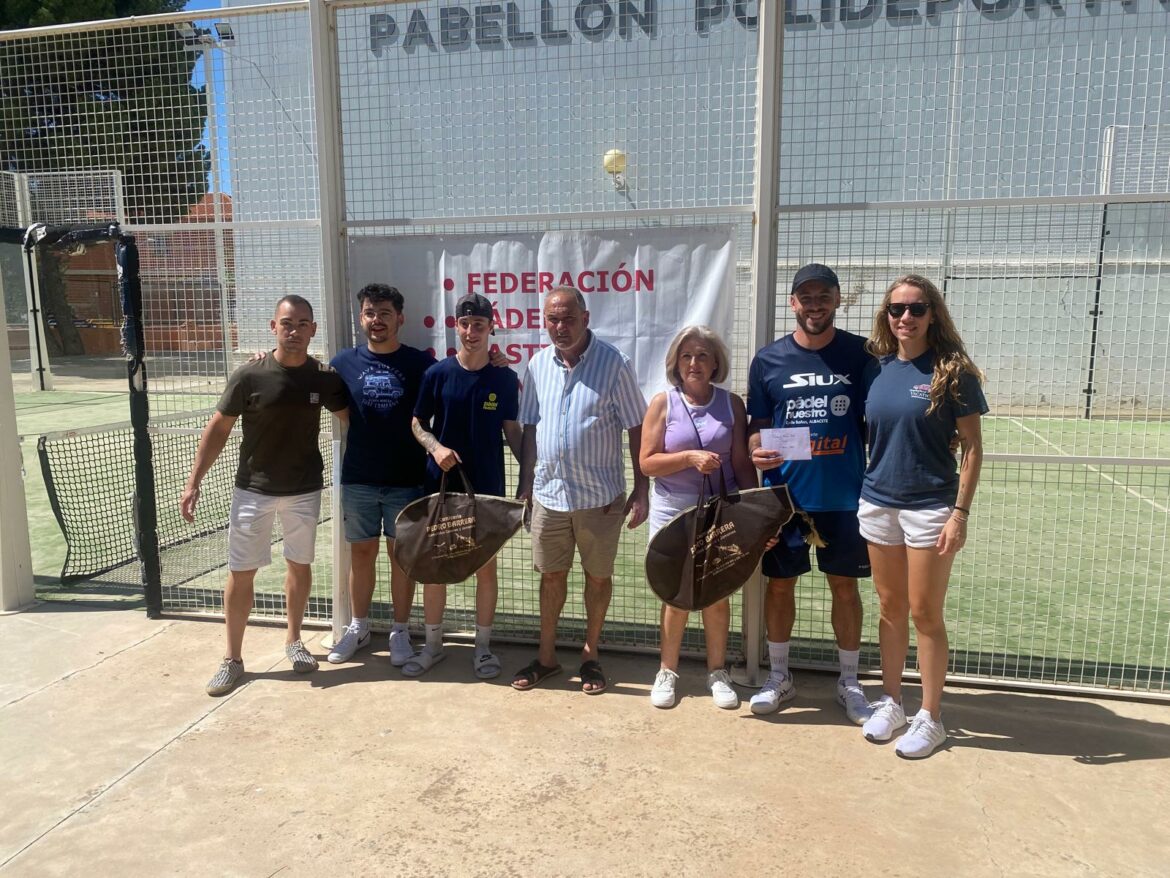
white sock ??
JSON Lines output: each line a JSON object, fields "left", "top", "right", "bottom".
{"left": 425, "top": 623, "right": 443, "bottom": 652}
{"left": 475, "top": 624, "right": 492, "bottom": 655}
{"left": 767, "top": 640, "right": 790, "bottom": 678}
{"left": 391, "top": 621, "right": 408, "bottom": 635}
{"left": 352, "top": 616, "right": 369, "bottom": 633}
{"left": 838, "top": 648, "right": 860, "bottom": 681}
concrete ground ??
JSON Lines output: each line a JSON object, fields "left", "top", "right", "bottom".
{"left": 2, "top": 603, "right": 1169, "bottom": 878}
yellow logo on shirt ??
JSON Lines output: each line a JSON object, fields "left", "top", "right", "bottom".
{"left": 483, "top": 392, "right": 498, "bottom": 411}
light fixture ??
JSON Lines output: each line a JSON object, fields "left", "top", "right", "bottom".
{"left": 603, "top": 148, "right": 628, "bottom": 193}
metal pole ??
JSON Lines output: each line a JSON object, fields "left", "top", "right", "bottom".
{"left": 205, "top": 47, "right": 234, "bottom": 381}
{"left": 118, "top": 234, "right": 163, "bottom": 617}
{"left": 939, "top": 9, "right": 966, "bottom": 296}
{"left": 112, "top": 170, "right": 127, "bottom": 226}
{"left": 1084, "top": 202, "right": 1109, "bottom": 420}
{"left": 309, "top": 0, "right": 353, "bottom": 646}
{"left": 0, "top": 265, "right": 35, "bottom": 612}
{"left": 17, "top": 178, "right": 53, "bottom": 391}
{"left": 20, "top": 245, "right": 49, "bottom": 392}
{"left": 733, "top": 0, "right": 783, "bottom": 688}
{"left": 1083, "top": 126, "right": 1116, "bottom": 419}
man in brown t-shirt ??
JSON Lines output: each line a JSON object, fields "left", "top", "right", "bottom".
{"left": 181, "top": 295, "right": 348, "bottom": 696}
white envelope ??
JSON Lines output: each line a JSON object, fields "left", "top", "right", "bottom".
{"left": 759, "top": 427, "right": 812, "bottom": 461}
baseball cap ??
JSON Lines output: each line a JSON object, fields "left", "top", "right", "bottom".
{"left": 454, "top": 292, "right": 494, "bottom": 321}
{"left": 791, "top": 263, "right": 839, "bottom": 293}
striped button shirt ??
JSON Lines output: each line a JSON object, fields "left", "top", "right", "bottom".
{"left": 519, "top": 332, "right": 647, "bottom": 512}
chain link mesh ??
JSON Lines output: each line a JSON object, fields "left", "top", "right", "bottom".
{"left": 3, "top": 1, "right": 1168, "bottom": 693}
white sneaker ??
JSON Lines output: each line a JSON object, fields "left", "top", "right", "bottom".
{"left": 650, "top": 668, "right": 679, "bottom": 709}
{"left": 388, "top": 628, "right": 413, "bottom": 667}
{"left": 749, "top": 673, "right": 796, "bottom": 715}
{"left": 862, "top": 695, "right": 907, "bottom": 742}
{"left": 707, "top": 669, "right": 740, "bottom": 710}
{"left": 896, "top": 709, "right": 947, "bottom": 759}
{"left": 836, "top": 677, "right": 874, "bottom": 725}
{"left": 327, "top": 621, "right": 371, "bottom": 664}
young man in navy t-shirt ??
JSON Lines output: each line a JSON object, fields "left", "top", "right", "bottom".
{"left": 408, "top": 293, "right": 522, "bottom": 680}
{"left": 328, "top": 284, "right": 436, "bottom": 666}
{"left": 746, "top": 263, "right": 877, "bottom": 724}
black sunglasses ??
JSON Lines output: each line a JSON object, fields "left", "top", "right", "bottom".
{"left": 886, "top": 302, "right": 930, "bottom": 318}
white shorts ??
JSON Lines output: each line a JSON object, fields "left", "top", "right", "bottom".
{"left": 857, "top": 498, "right": 952, "bottom": 549}
{"left": 228, "top": 488, "right": 322, "bottom": 571}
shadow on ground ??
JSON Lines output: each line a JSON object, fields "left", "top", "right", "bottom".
{"left": 743, "top": 675, "right": 1170, "bottom": 763}
{"left": 942, "top": 689, "right": 1170, "bottom": 764}
{"left": 34, "top": 572, "right": 145, "bottom": 609}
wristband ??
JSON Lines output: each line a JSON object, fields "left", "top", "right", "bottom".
{"left": 953, "top": 505, "right": 970, "bottom": 515}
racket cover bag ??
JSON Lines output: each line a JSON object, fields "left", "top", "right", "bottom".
{"left": 646, "top": 477, "right": 794, "bottom": 611}
{"left": 394, "top": 467, "right": 525, "bottom": 584}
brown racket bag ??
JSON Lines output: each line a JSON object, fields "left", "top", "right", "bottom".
{"left": 645, "top": 471, "right": 794, "bottom": 611}
{"left": 393, "top": 467, "right": 525, "bottom": 584}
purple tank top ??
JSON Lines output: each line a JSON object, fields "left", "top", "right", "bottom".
{"left": 654, "top": 386, "right": 738, "bottom": 500}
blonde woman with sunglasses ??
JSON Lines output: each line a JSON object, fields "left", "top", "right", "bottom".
{"left": 857, "top": 275, "right": 987, "bottom": 759}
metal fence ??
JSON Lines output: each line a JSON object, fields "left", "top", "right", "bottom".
{"left": 2, "top": 0, "right": 1167, "bottom": 696}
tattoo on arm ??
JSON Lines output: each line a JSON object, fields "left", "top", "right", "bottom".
{"left": 411, "top": 418, "right": 439, "bottom": 453}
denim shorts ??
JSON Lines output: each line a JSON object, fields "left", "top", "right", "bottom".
{"left": 341, "top": 483, "right": 424, "bottom": 542}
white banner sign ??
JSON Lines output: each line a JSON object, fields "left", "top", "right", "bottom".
{"left": 348, "top": 227, "right": 736, "bottom": 397}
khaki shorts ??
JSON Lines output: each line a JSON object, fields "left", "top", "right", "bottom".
{"left": 531, "top": 493, "right": 626, "bottom": 578}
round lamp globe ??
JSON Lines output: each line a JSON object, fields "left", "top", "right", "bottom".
{"left": 603, "top": 149, "right": 627, "bottom": 175}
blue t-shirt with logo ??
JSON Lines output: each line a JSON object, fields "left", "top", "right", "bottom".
{"left": 746, "top": 330, "right": 873, "bottom": 512}
{"left": 862, "top": 351, "right": 989, "bottom": 509}
{"left": 331, "top": 344, "right": 437, "bottom": 487}
{"left": 414, "top": 357, "right": 520, "bottom": 496}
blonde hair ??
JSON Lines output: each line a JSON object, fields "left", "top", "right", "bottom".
{"left": 867, "top": 274, "right": 983, "bottom": 415}
{"left": 664, "top": 325, "right": 731, "bottom": 387}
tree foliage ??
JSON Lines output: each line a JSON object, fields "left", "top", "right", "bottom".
{"left": 3, "top": 2, "right": 186, "bottom": 34}
{"left": 1, "top": 0, "right": 209, "bottom": 352}
{"left": 2, "top": 0, "right": 209, "bottom": 222}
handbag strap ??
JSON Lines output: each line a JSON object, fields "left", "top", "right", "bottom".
{"left": 676, "top": 387, "right": 728, "bottom": 502}
{"left": 438, "top": 463, "right": 477, "bottom": 501}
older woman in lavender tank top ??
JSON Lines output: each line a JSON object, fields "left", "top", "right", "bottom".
{"left": 639, "top": 326, "right": 757, "bottom": 710}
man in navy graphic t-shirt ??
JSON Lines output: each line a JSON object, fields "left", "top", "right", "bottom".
{"left": 746, "top": 263, "right": 877, "bottom": 724}
{"left": 329, "top": 284, "right": 436, "bottom": 667}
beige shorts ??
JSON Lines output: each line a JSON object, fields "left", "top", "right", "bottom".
{"left": 531, "top": 493, "right": 626, "bottom": 577}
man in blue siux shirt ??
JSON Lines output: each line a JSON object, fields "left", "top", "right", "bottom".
{"left": 746, "top": 263, "right": 876, "bottom": 724}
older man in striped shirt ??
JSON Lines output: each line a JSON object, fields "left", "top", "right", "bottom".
{"left": 512, "top": 286, "right": 649, "bottom": 695}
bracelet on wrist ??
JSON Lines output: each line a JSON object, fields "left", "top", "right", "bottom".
{"left": 953, "top": 505, "right": 970, "bottom": 515}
